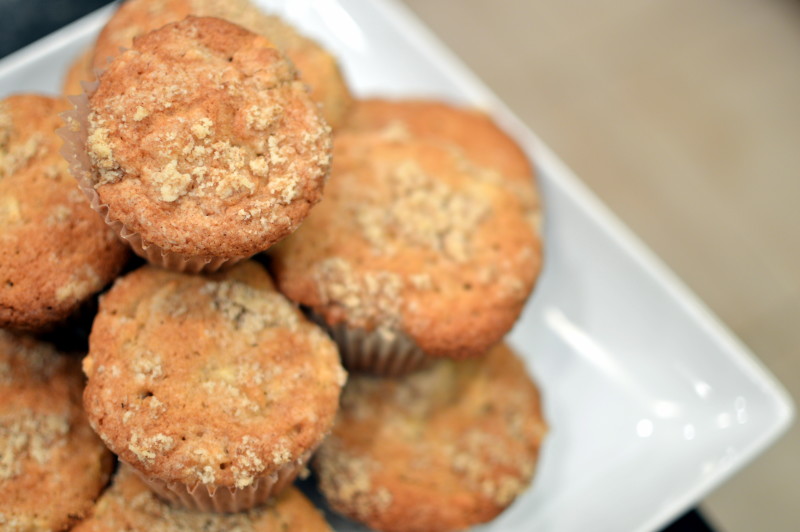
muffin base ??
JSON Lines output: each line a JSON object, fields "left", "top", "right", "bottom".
{"left": 58, "top": 82, "right": 246, "bottom": 274}
{"left": 128, "top": 449, "right": 312, "bottom": 513}
{"left": 312, "top": 315, "right": 431, "bottom": 377}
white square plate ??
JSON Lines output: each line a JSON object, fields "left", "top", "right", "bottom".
{"left": 0, "top": 1, "right": 793, "bottom": 531}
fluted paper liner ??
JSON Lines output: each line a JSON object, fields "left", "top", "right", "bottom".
{"left": 127, "top": 449, "right": 312, "bottom": 513}
{"left": 310, "top": 313, "right": 431, "bottom": 376}
{"left": 58, "top": 80, "right": 246, "bottom": 274}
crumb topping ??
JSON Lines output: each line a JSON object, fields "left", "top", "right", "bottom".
{"left": 0, "top": 132, "right": 45, "bottom": 180}
{"left": 54, "top": 265, "right": 101, "bottom": 303}
{"left": 376, "top": 120, "right": 412, "bottom": 143}
{"left": 202, "top": 279, "right": 300, "bottom": 335}
{"left": 0, "top": 196, "right": 21, "bottom": 224}
{"left": 315, "top": 257, "right": 403, "bottom": 331}
{"left": 128, "top": 430, "right": 175, "bottom": 465}
{"left": 0, "top": 410, "right": 70, "bottom": 480}
{"left": 0, "top": 330, "right": 67, "bottom": 381}
{"left": 316, "top": 442, "right": 392, "bottom": 519}
{"left": 86, "top": 122, "right": 121, "bottom": 185}
{"left": 131, "top": 349, "right": 162, "bottom": 384}
{"left": 133, "top": 106, "right": 149, "bottom": 121}
{"left": 449, "top": 429, "right": 537, "bottom": 506}
{"left": 355, "top": 159, "right": 489, "bottom": 262}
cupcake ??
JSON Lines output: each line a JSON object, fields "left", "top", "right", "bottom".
{"left": 74, "top": 464, "right": 333, "bottom": 532}
{"left": 271, "top": 116, "right": 542, "bottom": 374}
{"left": 315, "top": 342, "right": 548, "bottom": 532}
{"left": 0, "top": 330, "right": 114, "bottom": 531}
{"left": 90, "top": 0, "right": 352, "bottom": 128}
{"left": 62, "top": 16, "right": 332, "bottom": 273}
{"left": 0, "top": 94, "right": 128, "bottom": 332}
{"left": 82, "top": 261, "right": 346, "bottom": 512}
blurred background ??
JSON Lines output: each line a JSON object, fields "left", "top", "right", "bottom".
{"left": 1, "top": 0, "right": 797, "bottom": 530}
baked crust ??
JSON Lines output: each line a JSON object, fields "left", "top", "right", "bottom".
{"left": 0, "top": 330, "right": 113, "bottom": 531}
{"left": 272, "top": 125, "right": 542, "bottom": 359}
{"left": 73, "top": 465, "right": 332, "bottom": 532}
{"left": 91, "top": 0, "right": 352, "bottom": 128}
{"left": 0, "top": 94, "right": 129, "bottom": 331}
{"left": 84, "top": 16, "right": 332, "bottom": 258}
{"left": 346, "top": 99, "right": 537, "bottom": 184}
{"left": 315, "top": 342, "right": 547, "bottom": 532}
{"left": 83, "top": 261, "right": 345, "bottom": 489}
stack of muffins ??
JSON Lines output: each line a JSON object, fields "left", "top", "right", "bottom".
{"left": 0, "top": 1, "right": 547, "bottom": 531}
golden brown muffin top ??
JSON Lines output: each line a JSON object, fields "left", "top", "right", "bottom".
{"left": 316, "top": 343, "right": 547, "bottom": 532}
{"left": 74, "top": 465, "right": 332, "bottom": 532}
{"left": 346, "top": 99, "right": 536, "bottom": 184}
{"left": 0, "top": 330, "right": 113, "bottom": 532}
{"left": 83, "top": 261, "right": 346, "bottom": 489}
{"left": 0, "top": 94, "right": 128, "bottom": 331}
{"left": 83, "top": 16, "right": 332, "bottom": 258}
{"left": 92, "top": 0, "right": 352, "bottom": 128}
{"left": 271, "top": 129, "right": 542, "bottom": 359}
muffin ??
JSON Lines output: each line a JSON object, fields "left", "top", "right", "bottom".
{"left": 271, "top": 124, "right": 542, "bottom": 374}
{"left": 62, "top": 48, "right": 95, "bottom": 96}
{"left": 82, "top": 261, "right": 346, "bottom": 512}
{"left": 74, "top": 464, "right": 333, "bottom": 532}
{"left": 91, "top": 0, "right": 352, "bottom": 128}
{"left": 61, "top": 16, "right": 332, "bottom": 272}
{"left": 0, "top": 94, "right": 128, "bottom": 331}
{"left": 0, "top": 330, "right": 114, "bottom": 531}
{"left": 315, "top": 342, "right": 547, "bottom": 532}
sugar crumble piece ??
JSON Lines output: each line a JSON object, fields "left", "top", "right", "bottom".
{"left": 55, "top": 264, "right": 101, "bottom": 303}
{"left": 1, "top": 132, "right": 45, "bottom": 180}
{"left": 355, "top": 158, "right": 490, "bottom": 262}
{"left": 315, "top": 257, "right": 403, "bottom": 329}
{"left": 231, "top": 436, "right": 266, "bottom": 489}
{"left": 317, "top": 443, "right": 392, "bottom": 519}
{"left": 148, "top": 160, "right": 192, "bottom": 202}
{"left": 244, "top": 104, "right": 283, "bottom": 131}
{"left": 128, "top": 431, "right": 175, "bottom": 465}
{"left": 190, "top": 117, "right": 213, "bottom": 140}
{"left": 0, "top": 410, "right": 70, "bottom": 480}
{"left": 133, "top": 106, "right": 150, "bottom": 121}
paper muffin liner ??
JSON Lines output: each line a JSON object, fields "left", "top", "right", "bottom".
{"left": 57, "top": 81, "right": 246, "bottom": 274}
{"left": 310, "top": 313, "right": 431, "bottom": 377}
{"left": 127, "top": 449, "right": 312, "bottom": 513}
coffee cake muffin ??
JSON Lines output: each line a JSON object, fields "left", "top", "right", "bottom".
{"left": 91, "top": 0, "right": 352, "bottom": 128}
{"left": 74, "top": 464, "right": 332, "bottom": 532}
{"left": 83, "top": 261, "right": 346, "bottom": 512}
{"left": 0, "top": 330, "right": 113, "bottom": 531}
{"left": 315, "top": 342, "right": 547, "bottom": 532}
{"left": 271, "top": 126, "right": 542, "bottom": 373}
{"left": 62, "top": 16, "right": 332, "bottom": 272}
{"left": 0, "top": 94, "right": 128, "bottom": 331}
